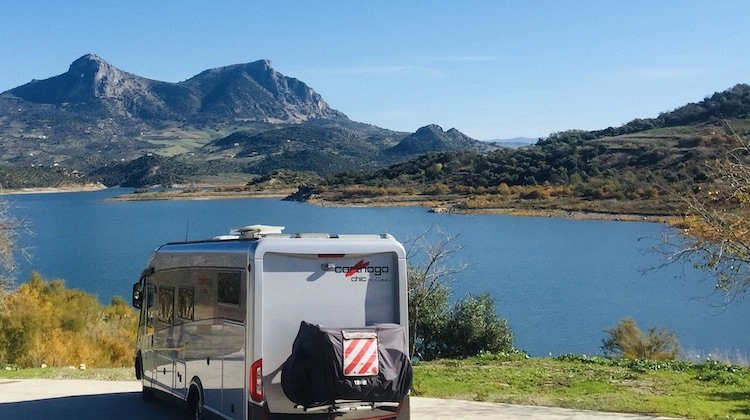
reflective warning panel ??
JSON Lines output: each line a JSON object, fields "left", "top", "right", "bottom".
{"left": 342, "top": 331, "right": 379, "bottom": 377}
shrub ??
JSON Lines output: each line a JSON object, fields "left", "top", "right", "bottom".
{"left": 439, "top": 293, "right": 515, "bottom": 358}
{"left": 425, "top": 183, "right": 450, "bottom": 195}
{"left": 408, "top": 269, "right": 450, "bottom": 361}
{"left": 411, "top": 288, "right": 515, "bottom": 360}
{"left": 602, "top": 318, "right": 680, "bottom": 360}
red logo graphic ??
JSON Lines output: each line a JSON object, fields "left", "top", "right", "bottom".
{"left": 345, "top": 260, "right": 370, "bottom": 277}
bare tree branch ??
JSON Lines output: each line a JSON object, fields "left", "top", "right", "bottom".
{"left": 662, "top": 120, "right": 750, "bottom": 301}
{"left": 404, "top": 224, "right": 466, "bottom": 357}
{"left": 0, "top": 195, "right": 32, "bottom": 293}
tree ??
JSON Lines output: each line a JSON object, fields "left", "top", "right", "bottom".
{"left": 439, "top": 292, "right": 515, "bottom": 359}
{"left": 662, "top": 121, "right": 750, "bottom": 300}
{"left": 406, "top": 226, "right": 515, "bottom": 360}
{"left": 602, "top": 318, "right": 680, "bottom": 360}
{"left": 405, "top": 225, "right": 465, "bottom": 358}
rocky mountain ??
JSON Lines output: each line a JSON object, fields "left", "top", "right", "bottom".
{"left": 180, "top": 60, "right": 346, "bottom": 122}
{"left": 0, "top": 54, "right": 358, "bottom": 173}
{"left": 2, "top": 54, "right": 345, "bottom": 124}
{"left": 387, "top": 124, "right": 491, "bottom": 155}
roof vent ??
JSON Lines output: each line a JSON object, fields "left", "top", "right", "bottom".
{"left": 230, "top": 225, "right": 285, "bottom": 239}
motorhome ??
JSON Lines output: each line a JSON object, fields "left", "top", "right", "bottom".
{"left": 132, "top": 225, "right": 411, "bottom": 420}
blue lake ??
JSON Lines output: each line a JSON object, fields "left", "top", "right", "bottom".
{"left": 5, "top": 188, "right": 749, "bottom": 358}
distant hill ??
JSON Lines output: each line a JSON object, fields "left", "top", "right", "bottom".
{"left": 591, "top": 83, "right": 750, "bottom": 137}
{"left": 323, "top": 84, "right": 750, "bottom": 210}
{"left": 203, "top": 123, "right": 392, "bottom": 175}
{"left": 387, "top": 124, "right": 491, "bottom": 155}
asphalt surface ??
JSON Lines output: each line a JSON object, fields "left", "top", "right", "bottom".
{"left": 0, "top": 379, "right": 681, "bottom": 419}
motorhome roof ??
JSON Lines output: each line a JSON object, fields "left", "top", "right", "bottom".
{"left": 203, "top": 225, "right": 394, "bottom": 242}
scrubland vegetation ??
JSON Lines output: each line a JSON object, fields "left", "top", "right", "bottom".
{"left": 0, "top": 273, "right": 137, "bottom": 368}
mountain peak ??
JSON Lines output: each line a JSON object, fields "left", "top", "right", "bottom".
{"left": 70, "top": 53, "right": 106, "bottom": 66}
{"left": 389, "top": 124, "right": 483, "bottom": 155}
{"left": 68, "top": 53, "right": 118, "bottom": 78}
{"left": 183, "top": 59, "right": 346, "bottom": 122}
{"left": 61, "top": 53, "right": 142, "bottom": 100}
{"left": 254, "top": 59, "right": 273, "bottom": 69}
{"left": 415, "top": 124, "right": 445, "bottom": 135}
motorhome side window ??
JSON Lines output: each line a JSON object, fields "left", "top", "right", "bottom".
{"left": 177, "top": 287, "right": 194, "bottom": 321}
{"left": 158, "top": 286, "right": 175, "bottom": 324}
{"left": 217, "top": 272, "right": 241, "bottom": 305}
{"left": 145, "top": 285, "right": 156, "bottom": 328}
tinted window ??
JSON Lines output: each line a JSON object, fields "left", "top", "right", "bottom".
{"left": 158, "top": 286, "right": 175, "bottom": 324}
{"left": 178, "top": 287, "right": 195, "bottom": 321}
{"left": 218, "top": 272, "right": 241, "bottom": 305}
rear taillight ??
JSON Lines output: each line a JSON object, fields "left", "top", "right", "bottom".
{"left": 249, "top": 358, "right": 263, "bottom": 402}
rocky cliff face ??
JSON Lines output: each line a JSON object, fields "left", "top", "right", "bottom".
{"left": 182, "top": 59, "right": 345, "bottom": 122}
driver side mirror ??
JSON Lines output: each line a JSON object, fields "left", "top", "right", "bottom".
{"left": 132, "top": 282, "right": 143, "bottom": 309}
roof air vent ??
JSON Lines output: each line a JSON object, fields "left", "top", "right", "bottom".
{"left": 230, "top": 225, "right": 285, "bottom": 239}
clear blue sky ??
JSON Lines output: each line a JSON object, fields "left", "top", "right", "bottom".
{"left": 2, "top": 0, "right": 749, "bottom": 140}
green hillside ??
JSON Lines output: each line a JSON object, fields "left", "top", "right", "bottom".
{"left": 311, "top": 85, "right": 750, "bottom": 216}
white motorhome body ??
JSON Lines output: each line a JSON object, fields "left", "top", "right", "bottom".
{"left": 132, "top": 226, "right": 410, "bottom": 419}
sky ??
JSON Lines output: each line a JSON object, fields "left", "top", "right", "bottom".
{"left": 2, "top": 0, "right": 750, "bottom": 140}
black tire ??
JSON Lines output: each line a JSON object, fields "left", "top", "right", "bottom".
{"left": 134, "top": 354, "right": 143, "bottom": 380}
{"left": 187, "top": 385, "right": 204, "bottom": 420}
{"left": 142, "top": 384, "right": 156, "bottom": 402}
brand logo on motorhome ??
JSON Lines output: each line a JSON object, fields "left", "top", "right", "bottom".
{"left": 337, "top": 260, "right": 389, "bottom": 277}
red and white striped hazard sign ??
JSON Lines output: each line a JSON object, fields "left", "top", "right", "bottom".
{"left": 343, "top": 331, "right": 379, "bottom": 377}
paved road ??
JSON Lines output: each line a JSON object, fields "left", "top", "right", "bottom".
{"left": 0, "top": 379, "right": 680, "bottom": 419}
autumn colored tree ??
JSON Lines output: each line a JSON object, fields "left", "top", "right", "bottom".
{"left": 664, "top": 121, "right": 750, "bottom": 300}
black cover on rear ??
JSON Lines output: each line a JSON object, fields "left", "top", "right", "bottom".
{"left": 281, "top": 321, "right": 412, "bottom": 408}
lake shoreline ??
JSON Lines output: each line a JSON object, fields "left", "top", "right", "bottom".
{"left": 0, "top": 183, "right": 107, "bottom": 195}
{"left": 109, "top": 186, "right": 679, "bottom": 223}
{"left": 110, "top": 189, "right": 294, "bottom": 201}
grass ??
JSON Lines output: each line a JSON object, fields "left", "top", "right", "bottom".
{"left": 412, "top": 354, "right": 750, "bottom": 419}
{"left": 2, "top": 355, "right": 749, "bottom": 418}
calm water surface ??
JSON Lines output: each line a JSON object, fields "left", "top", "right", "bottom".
{"left": 5, "top": 188, "right": 749, "bottom": 357}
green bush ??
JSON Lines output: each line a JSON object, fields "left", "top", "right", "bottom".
{"left": 601, "top": 318, "right": 680, "bottom": 360}
{"left": 439, "top": 293, "right": 515, "bottom": 359}
{"left": 411, "top": 287, "right": 515, "bottom": 360}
